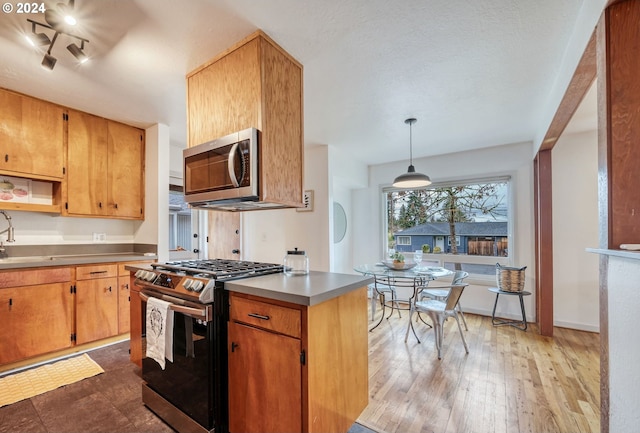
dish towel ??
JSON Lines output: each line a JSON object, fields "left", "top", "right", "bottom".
{"left": 146, "top": 297, "right": 174, "bottom": 370}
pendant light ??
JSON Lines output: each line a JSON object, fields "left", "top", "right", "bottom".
{"left": 392, "top": 118, "right": 431, "bottom": 188}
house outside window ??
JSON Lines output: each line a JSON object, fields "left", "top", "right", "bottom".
{"left": 384, "top": 177, "right": 511, "bottom": 277}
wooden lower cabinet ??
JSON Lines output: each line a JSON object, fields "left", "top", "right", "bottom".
{"left": 75, "top": 276, "right": 118, "bottom": 345}
{"left": 228, "top": 287, "right": 369, "bottom": 433}
{"left": 228, "top": 321, "right": 302, "bottom": 433}
{"left": 0, "top": 282, "right": 73, "bottom": 365}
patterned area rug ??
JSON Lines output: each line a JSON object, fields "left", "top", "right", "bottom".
{"left": 0, "top": 354, "right": 104, "bottom": 407}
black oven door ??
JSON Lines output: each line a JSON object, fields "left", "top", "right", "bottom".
{"left": 140, "top": 291, "right": 228, "bottom": 433}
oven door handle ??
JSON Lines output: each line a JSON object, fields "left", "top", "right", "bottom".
{"left": 139, "top": 291, "right": 211, "bottom": 321}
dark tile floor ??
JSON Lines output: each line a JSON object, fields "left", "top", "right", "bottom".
{"left": 0, "top": 341, "right": 375, "bottom": 433}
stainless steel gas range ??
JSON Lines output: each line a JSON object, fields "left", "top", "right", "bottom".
{"left": 133, "top": 259, "right": 283, "bottom": 433}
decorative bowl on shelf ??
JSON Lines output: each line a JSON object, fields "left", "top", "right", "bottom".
{"left": 382, "top": 260, "right": 417, "bottom": 270}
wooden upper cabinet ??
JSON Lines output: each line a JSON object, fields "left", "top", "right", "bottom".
{"left": 0, "top": 88, "right": 65, "bottom": 180}
{"left": 66, "top": 110, "right": 144, "bottom": 219}
{"left": 187, "top": 30, "right": 304, "bottom": 208}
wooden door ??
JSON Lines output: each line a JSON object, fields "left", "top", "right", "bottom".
{"left": 0, "top": 283, "right": 73, "bottom": 365}
{"left": 66, "top": 110, "right": 109, "bottom": 216}
{"left": 228, "top": 321, "right": 302, "bottom": 433}
{"left": 107, "top": 121, "right": 145, "bottom": 219}
{"left": 208, "top": 211, "right": 241, "bottom": 259}
{"left": 117, "top": 275, "right": 130, "bottom": 333}
{"left": 0, "top": 89, "right": 64, "bottom": 179}
{"left": 75, "top": 277, "right": 118, "bottom": 344}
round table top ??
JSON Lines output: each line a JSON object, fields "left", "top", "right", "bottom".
{"left": 354, "top": 263, "right": 452, "bottom": 279}
{"left": 488, "top": 287, "right": 532, "bottom": 295}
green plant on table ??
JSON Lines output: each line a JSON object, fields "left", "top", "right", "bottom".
{"left": 391, "top": 252, "right": 405, "bottom": 263}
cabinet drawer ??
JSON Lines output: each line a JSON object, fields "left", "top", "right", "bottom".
{"left": 230, "top": 296, "right": 301, "bottom": 338}
{"left": 76, "top": 264, "right": 118, "bottom": 280}
{"left": 0, "top": 267, "right": 72, "bottom": 288}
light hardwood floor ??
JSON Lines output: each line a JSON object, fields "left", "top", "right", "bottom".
{"left": 357, "top": 307, "right": 600, "bottom": 433}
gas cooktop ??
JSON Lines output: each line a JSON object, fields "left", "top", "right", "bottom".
{"left": 152, "top": 259, "right": 283, "bottom": 280}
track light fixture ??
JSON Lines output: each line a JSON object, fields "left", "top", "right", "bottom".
{"left": 25, "top": 0, "right": 89, "bottom": 71}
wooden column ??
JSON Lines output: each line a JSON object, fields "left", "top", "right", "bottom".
{"left": 596, "top": 1, "right": 640, "bottom": 432}
{"left": 598, "top": 0, "right": 640, "bottom": 249}
{"left": 534, "top": 150, "right": 554, "bottom": 337}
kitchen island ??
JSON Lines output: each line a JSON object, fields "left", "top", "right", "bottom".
{"left": 226, "top": 271, "right": 372, "bottom": 433}
{"left": 129, "top": 264, "right": 372, "bottom": 433}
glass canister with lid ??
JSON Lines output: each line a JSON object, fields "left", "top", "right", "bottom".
{"left": 283, "top": 248, "right": 309, "bottom": 276}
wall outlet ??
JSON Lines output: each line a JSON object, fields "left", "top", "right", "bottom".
{"left": 92, "top": 232, "right": 107, "bottom": 242}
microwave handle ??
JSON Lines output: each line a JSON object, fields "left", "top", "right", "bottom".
{"left": 227, "top": 142, "right": 240, "bottom": 187}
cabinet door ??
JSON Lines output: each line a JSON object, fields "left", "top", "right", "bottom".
{"left": 75, "top": 277, "right": 118, "bottom": 344}
{"left": 117, "top": 275, "right": 130, "bottom": 334}
{"left": 0, "top": 283, "right": 73, "bottom": 365}
{"left": 228, "top": 321, "right": 302, "bottom": 433}
{"left": 0, "top": 89, "right": 64, "bottom": 179}
{"left": 66, "top": 110, "right": 109, "bottom": 216}
{"left": 187, "top": 38, "right": 261, "bottom": 147}
{"left": 107, "top": 121, "right": 144, "bottom": 219}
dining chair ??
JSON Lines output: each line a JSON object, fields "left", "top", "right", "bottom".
{"left": 368, "top": 281, "right": 395, "bottom": 321}
{"left": 405, "top": 283, "right": 469, "bottom": 360}
{"left": 420, "top": 270, "right": 469, "bottom": 330}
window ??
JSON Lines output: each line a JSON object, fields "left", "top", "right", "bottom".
{"left": 397, "top": 236, "right": 411, "bottom": 245}
{"left": 384, "top": 177, "right": 510, "bottom": 277}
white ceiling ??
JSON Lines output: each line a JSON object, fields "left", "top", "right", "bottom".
{"left": 0, "top": 0, "right": 598, "bottom": 166}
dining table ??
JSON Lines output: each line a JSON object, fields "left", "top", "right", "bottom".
{"left": 354, "top": 263, "right": 453, "bottom": 331}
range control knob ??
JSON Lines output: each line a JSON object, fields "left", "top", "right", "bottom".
{"left": 144, "top": 271, "right": 156, "bottom": 281}
{"left": 192, "top": 281, "right": 204, "bottom": 292}
{"left": 135, "top": 270, "right": 144, "bottom": 278}
{"left": 183, "top": 279, "right": 194, "bottom": 290}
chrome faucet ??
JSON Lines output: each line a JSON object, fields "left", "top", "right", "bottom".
{"left": 0, "top": 210, "right": 15, "bottom": 258}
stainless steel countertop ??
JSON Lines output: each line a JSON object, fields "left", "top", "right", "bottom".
{"left": 0, "top": 253, "right": 158, "bottom": 270}
{"left": 225, "top": 271, "right": 374, "bottom": 306}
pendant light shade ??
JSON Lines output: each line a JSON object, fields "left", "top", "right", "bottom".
{"left": 393, "top": 118, "right": 431, "bottom": 188}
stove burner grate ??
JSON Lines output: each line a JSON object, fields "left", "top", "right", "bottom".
{"left": 152, "top": 259, "right": 283, "bottom": 280}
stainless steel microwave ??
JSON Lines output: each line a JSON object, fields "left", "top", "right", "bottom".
{"left": 183, "top": 128, "right": 258, "bottom": 207}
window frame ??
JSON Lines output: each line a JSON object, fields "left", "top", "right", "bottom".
{"left": 382, "top": 175, "right": 513, "bottom": 281}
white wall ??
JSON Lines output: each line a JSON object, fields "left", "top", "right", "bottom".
{"left": 552, "top": 129, "right": 599, "bottom": 331}
{"left": 240, "top": 144, "right": 368, "bottom": 273}
{"left": 605, "top": 254, "right": 640, "bottom": 433}
{"left": 329, "top": 145, "right": 368, "bottom": 274}
{"left": 242, "top": 145, "right": 331, "bottom": 270}
{"left": 135, "top": 123, "right": 169, "bottom": 261}
{"left": 353, "top": 141, "right": 537, "bottom": 321}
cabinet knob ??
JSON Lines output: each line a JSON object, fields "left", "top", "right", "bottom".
{"left": 231, "top": 342, "right": 239, "bottom": 352}
{"left": 107, "top": 286, "right": 112, "bottom": 292}
{"left": 4, "top": 154, "right": 7, "bottom": 162}
{"left": 99, "top": 202, "right": 102, "bottom": 208}
{"left": 114, "top": 203, "right": 118, "bottom": 209}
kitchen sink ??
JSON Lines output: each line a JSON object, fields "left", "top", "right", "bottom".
{"left": 0, "top": 256, "right": 55, "bottom": 263}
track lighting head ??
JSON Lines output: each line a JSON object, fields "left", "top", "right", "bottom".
{"left": 41, "top": 53, "right": 57, "bottom": 70}
{"left": 67, "top": 42, "right": 87, "bottom": 63}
